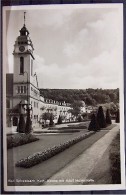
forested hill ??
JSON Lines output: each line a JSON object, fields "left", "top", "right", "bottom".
{"left": 39, "top": 88, "right": 119, "bottom": 106}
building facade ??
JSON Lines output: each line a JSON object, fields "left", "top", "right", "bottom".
{"left": 6, "top": 22, "right": 74, "bottom": 128}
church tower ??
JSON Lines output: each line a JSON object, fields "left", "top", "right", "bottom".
{"left": 13, "top": 13, "right": 40, "bottom": 124}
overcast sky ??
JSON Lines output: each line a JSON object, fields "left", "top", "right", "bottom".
{"left": 5, "top": 4, "right": 123, "bottom": 89}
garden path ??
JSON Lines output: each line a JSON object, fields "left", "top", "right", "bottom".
{"left": 7, "top": 127, "right": 110, "bottom": 186}
{"left": 43, "top": 125, "right": 119, "bottom": 186}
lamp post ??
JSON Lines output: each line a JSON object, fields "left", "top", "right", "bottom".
{"left": 20, "top": 71, "right": 33, "bottom": 133}
{"left": 23, "top": 71, "right": 28, "bottom": 105}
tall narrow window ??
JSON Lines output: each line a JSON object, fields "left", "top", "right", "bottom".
{"left": 20, "top": 57, "right": 24, "bottom": 74}
{"left": 21, "top": 86, "right": 23, "bottom": 93}
{"left": 24, "top": 86, "right": 26, "bottom": 94}
{"left": 6, "top": 99, "right": 10, "bottom": 108}
{"left": 17, "top": 86, "right": 20, "bottom": 94}
{"left": 31, "top": 59, "right": 33, "bottom": 76}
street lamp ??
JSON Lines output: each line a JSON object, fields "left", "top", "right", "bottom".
{"left": 19, "top": 71, "right": 33, "bottom": 133}
{"left": 23, "top": 71, "right": 28, "bottom": 105}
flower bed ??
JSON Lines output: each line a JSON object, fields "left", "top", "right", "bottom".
{"left": 48, "top": 126, "right": 87, "bottom": 130}
{"left": 15, "top": 131, "right": 95, "bottom": 168}
{"left": 33, "top": 129, "right": 80, "bottom": 134}
{"left": 7, "top": 133, "right": 39, "bottom": 149}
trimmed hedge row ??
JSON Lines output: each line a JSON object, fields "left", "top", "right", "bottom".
{"left": 34, "top": 129, "right": 80, "bottom": 134}
{"left": 7, "top": 134, "right": 39, "bottom": 149}
{"left": 15, "top": 131, "right": 95, "bottom": 168}
{"left": 48, "top": 126, "right": 87, "bottom": 130}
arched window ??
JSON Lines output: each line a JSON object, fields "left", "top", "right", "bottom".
{"left": 20, "top": 57, "right": 24, "bottom": 74}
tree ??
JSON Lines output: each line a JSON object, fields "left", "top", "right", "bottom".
{"left": 17, "top": 114, "right": 25, "bottom": 133}
{"left": 42, "top": 112, "right": 50, "bottom": 123}
{"left": 57, "top": 115, "right": 62, "bottom": 124}
{"left": 69, "top": 101, "right": 83, "bottom": 118}
{"left": 97, "top": 106, "right": 106, "bottom": 128}
{"left": 106, "top": 109, "right": 112, "bottom": 125}
{"left": 49, "top": 114, "right": 54, "bottom": 126}
{"left": 88, "top": 113, "right": 100, "bottom": 131}
{"left": 25, "top": 108, "right": 32, "bottom": 134}
{"left": 77, "top": 115, "right": 83, "bottom": 122}
{"left": 116, "top": 109, "right": 120, "bottom": 123}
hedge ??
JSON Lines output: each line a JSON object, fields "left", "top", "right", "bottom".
{"left": 7, "top": 134, "right": 39, "bottom": 149}
{"left": 15, "top": 131, "right": 95, "bottom": 168}
{"left": 48, "top": 126, "right": 87, "bottom": 130}
{"left": 34, "top": 129, "right": 80, "bottom": 134}
{"left": 109, "top": 133, "right": 121, "bottom": 184}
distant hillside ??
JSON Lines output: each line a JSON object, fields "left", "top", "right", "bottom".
{"left": 40, "top": 88, "right": 119, "bottom": 106}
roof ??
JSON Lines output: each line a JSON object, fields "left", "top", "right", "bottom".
{"left": 6, "top": 74, "right": 13, "bottom": 96}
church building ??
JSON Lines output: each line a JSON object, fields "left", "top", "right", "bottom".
{"left": 6, "top": 15, "right": 74, "bottom": 128}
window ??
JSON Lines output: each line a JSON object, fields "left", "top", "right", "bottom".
{"left": 24, "top": 86, "right": 26, "bottom": 93}
{"left": 21, "top": 86, "right": 23, "bottom": 93}
{"left": 6, "top": 99, "right": 10, "bottom": 108}
{"left": 20, "top": 57, "right": 24, "bottom": 74}
{"left": 17, "top": 86, "right": 26, "bottom": 94}
{"left": 17, "top": 86, "right": 20, "bottom": 94}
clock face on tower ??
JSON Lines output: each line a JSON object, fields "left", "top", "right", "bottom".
{"left": 19, "top": 46, "right": 25, "bottom": 52}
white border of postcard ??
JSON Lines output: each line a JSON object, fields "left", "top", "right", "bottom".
{"left": 2, "top": 3, "right": 126, "bottom": 192}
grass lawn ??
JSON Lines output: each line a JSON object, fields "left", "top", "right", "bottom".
{"left": 7, "top": 133, "right": 39, "bottom": 149}
{"left": 8, "top": 130, "right": 109, "bottom": 186}
{"left": 109, "top": 132, "right": 121, "bottom": 184}
{"left": 15, "top": 131, "right": 95, "bottom": 168}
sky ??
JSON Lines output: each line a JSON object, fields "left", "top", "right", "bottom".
{"left": 5, "top": 4, "right": 123, "bottom": 89}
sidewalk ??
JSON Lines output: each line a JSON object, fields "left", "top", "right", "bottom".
{"left": 44, "top": 125, "right": 119, "bottom": 185}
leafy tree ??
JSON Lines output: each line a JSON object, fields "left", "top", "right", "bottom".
{"left": 88, "top": 113, "right": 100, "bottom": 131}
{"left": 69, "top": 101, "right": 83, "bottom": 118}
{"left": 116, "top": 109, "right": 120, "bottom": 123}
{"left": 85, "top": 96, "right": 96, "bottom": 106}
{"left": 57, "top": 115, "right": 62, "bottom": 124}
{"left": 25, "top": 108, "right": 32, "bottom": 134}
{"left": 17, "top": 114, "right": 25, "bottom": 133}
{"left": 97, "top": 106, "right": 106, "bottom": 128}
{"left": 42, "top": 112, "right": 50, "bottom": 123}
{"left": 40, "top": 88, "right": 119, "bottom": 105}
{"left": 106, "top": 109, "right": 112, "bottom": 125}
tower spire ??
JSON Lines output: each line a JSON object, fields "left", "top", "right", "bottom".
{"left": 24, "top": 11, "right": 26, "bottom": 26}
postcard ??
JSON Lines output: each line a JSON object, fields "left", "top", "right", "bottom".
{"left": 2, "top": 3, "right": 125, "bottom": 192}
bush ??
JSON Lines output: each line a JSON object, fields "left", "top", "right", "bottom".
{"left": 49, "top": 126, "right": 87, "bottom": 130}
{"left": 97, "top": 106, "right": 106, "bottom": 128}
{"left": 17, "top": 114, "right": 25, "bottom": 133}
{"left": 57, "top": 115, "right": 62, "bottom": 124}
{"left": 34, "top": 129, "right": 80, "bottom": 133}
{"left": 88, "top": 113, "right": 100, "bottom": 131}
{"left": 15, "top": 131, "right": 95, "bottom": 168}
{"left": 109, "top": 133, "right": 121, "bottom": 184}
{"left": 115, "top": 109, "right": 120, "bottom": 123}
{"left": 106, "top": 109, "right": 112, "bottom": 125}
{"left": 7, "top": 134, "right": 39, "bottom": 149}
